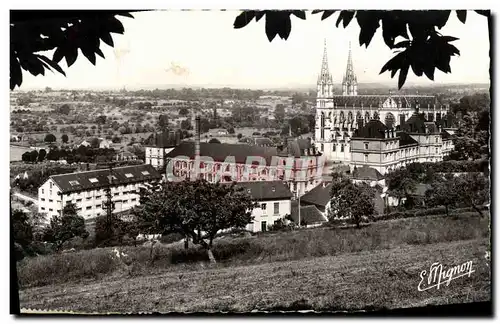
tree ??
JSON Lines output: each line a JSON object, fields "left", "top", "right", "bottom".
{"left": 44, "top": 133, "right": 56, "bottom": 143}
{"left": 454, "top": 173, "right": 489, "bottom": 217}
{"left": 133, "top": 180, "right": 257, "bottom": 263}
{"left": 227, "top": 127, "right": 235, "bottom": 134}
{"left": 42, "top": 203, "right": 89, "bottom": 251}
{"left": 328, "top": 173, "right": 375, "bottom": 228}
{"left": 233, "top": 10, "right": 489, "bottom": 89}
{"left": 112, "top": 136, "right": 122, "bottom": 143}
{"left": 237, "top": 133, "right": 243, "bottom": 139}
{"left": 61, "top": 134, "right": 69, "bottom": 143}
{"left": 158, "top": 114, "right": 169, "bottom": 130}
{"left": 90, "top": 137, "right": 100, "bottom": 148}
{"left": 37, "top": 149, "right": 47, "bottom": 162}
{"left": 21, "top": 152, "right": 31, "bottom": 163}
{"left": 425, "top": 174, "right": 458, "bottom": 217}
{"left": 96, "top": 115, "right": 107, "bottom": 124}
{"left": 10, "top": 11, "right": 134, "bottom": 90}
{"left": 180, "top": 119, "right": 192, "bottom": 131}
{"left": 55, "top": 104, "right": 71, "bottom": 115}
{"left": 208, "top": 138, "right": 221, "bottom": 144}
{"left": 29, "top": 150, "right": 39, "bottom": 163}
{"left": 11, "top": 209, "right": 33, "bottom": 258}
{"left": 274, "top": 104, "right": 285, "bottom": 123}
{"left": 179, "top": 107, "right": 189, "bottom": 116}
{"left": 386, "top": 167, "right": 418, "bottom": 207}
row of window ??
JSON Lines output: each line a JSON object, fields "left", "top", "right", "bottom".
{"left": 40, "top": 198, "right": 138, "bottom": 212}
{"left": 260, "top": 202, "right": 280, "bottom": 214}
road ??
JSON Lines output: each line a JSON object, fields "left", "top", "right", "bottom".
{"left": 12, "top": 192, "right": 38, "bottom": 206}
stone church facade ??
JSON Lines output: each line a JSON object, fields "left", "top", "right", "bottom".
{"left": 314, "top": 40, "right": 452, "bottom": 168}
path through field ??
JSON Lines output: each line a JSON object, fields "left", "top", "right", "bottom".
{"left": 19, "top": 238, "right": 490, "bottom": 313}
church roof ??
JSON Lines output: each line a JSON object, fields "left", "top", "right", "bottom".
{"left": 398, "top": 132, "right": 419, "bottom": 147}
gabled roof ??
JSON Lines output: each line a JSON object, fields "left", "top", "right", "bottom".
{"left": 398, "top": 132, "right": 419, "bottom": 147}
{"left": 49, "top": 164, "right": 161, "bottom": 194}
{"left": 166, "top": 142, "right": 279, "bottom": 164}
{"left": 233, "top": 181, "right": 292, "bottom": 201}
{"left": 352, "top": 166, "right": 384, "bottom": 181}
{"left": 352, "top": 119, "right": 389, "bottom": 139}
{"left": 290, "top": 202, "right": 328, "bottom": 225}
{"left": 300, "top": 182, "right": 332, "bottom": 207}
{"left": 331, "top": 95, "right": 385, "bottom": 108}
{"left": 400, "top": 113, "right": 428, "bottom": 133}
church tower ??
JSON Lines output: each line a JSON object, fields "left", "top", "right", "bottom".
{"left": 342, "top": 42, "right": 358, "bottom": 96}
{"left": 317, "top": 39, "right": 334, "bottom": 98}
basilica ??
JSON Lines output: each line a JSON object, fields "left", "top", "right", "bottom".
{"left": 313, "top": 41, "right": 455, "bottom": 174}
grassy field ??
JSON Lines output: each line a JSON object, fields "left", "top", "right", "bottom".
{"left": 17, "top": 214, "right": 491, "bottom": 313}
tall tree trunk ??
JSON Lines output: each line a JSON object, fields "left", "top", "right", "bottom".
{"left": 445, "top": 205, "right": 449, "bottom": 217}
{"left": 184, "top": 236, "right": 189, "bottom": 250}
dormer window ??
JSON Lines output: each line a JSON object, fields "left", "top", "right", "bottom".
{"left": 141, "top": 171, "right": 150, "bottom": 176}
{"left": 89, "top": 178, "right": 99, "bottom": 183}
{"left": 69, "top": 180, "right": 80, "bottom": 186}
{"left": 125, "top": 173, "right": 134, "bottom": 178}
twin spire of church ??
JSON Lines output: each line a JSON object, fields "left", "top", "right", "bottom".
{"left": 317, "top": 40, "right": 358, "bottom": 97}
{"left": 342, "top": 41, "right": 358, "bottom": 96}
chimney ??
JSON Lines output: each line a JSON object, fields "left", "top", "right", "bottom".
{"left": 175, "top": 130, "right": 181, "bottom": 146}
{"left": 194, "top": 116, "right": 201, "bottom": 180}
{"left": 357, "top": 118, "right": 364, "bottom": 129}
{"left": 399, "top": 114, "right": 405, "bottom": 126}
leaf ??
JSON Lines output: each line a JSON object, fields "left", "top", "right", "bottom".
{"left": 379, "top": 51, "right": 406, "bottom": 74}
{"left": 255, "top": 11, "right": 265, "bottom": 22}
{"left": 398, "top": 63, "right": 409, "bottom": 89}
{"left": 116, "top": 12, "right": 134, "bottom": 19}
{"left": 105, "top": 16, "right": 125, "bottom": 34}
{"left": 311, "top": 10, "right": 322, "bottom": 14}
{"left": 423, "top": 64, "right": 435, "bottom": 81}
{"left": 265, "top": 12, "right": 280, "bottom": 42}
{"left": 321, "top": 10, "right": 336, "bottom": 20}
{"left": 456, "top": 10, "right": 467, "bottom": 23}
{"left": 356, "top": 11, "right": 380, "bottom": 47}
{"left": 291, "top": 11, "right": 306, "bottom": 20}
{"left": 277, "top": 13, "right": 292, "bottom": 40}
{"left": 52, "top": 46, "right": 65, "bottom": 63}
{"left": 441, "top": 36, "right": 459, "bottom": 42}
{"left": 65, "top": 45, "right": 78, "bottom": 67}
{"left": 36, "top": 54, "right": 66, "bottom": 76}
{"left": 10, "top": 57, "right": 21, "bottom": 90}
{"left": 95, "top": 47, "right": 105, "bottom": 59}
{"left": 233, "top": 11, "right": 256, "bottom": 29}
{"left": 336, "top": 11, "right": 355, "bottom": 28}
{"left": 475, "top": 10, "right": 490, "bottom": 17}
{"left": 100, "top": 32, "right": 114, "bottom": 47}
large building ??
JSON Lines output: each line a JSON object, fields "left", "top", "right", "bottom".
{"left": 314, "top": 41, "right": 453, "bottom": 166}
{"left": 164, "top": 138, "right": 324, "bottom": 198}
{"left": 350, "top": 114, "right": 455, "bottom": 175}
{"left": 38, "top": 164, "right": 161, "bottom": 219}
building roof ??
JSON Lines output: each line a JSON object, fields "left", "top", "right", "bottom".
{"left": 277, "top": 138, "right": 320, "bottom": 157}
{"left": 352, "top": 119, "right": 390, "bottom": 139}
{"left": 290, "top": 202, "right": 328, "bottom": 225}
{"left": 254, "top": 137, "right": 274, "bottom": 146}
{"left": 400, "top": 113, "right": 428, "bottom": 133}
{"left": 329, "top": 94, "right": 440, "bottom": 109}
{"left": 166, "top": 142, "right": 280, "bottom": 164}
{"left": 49, "top": 164, "right": 161, "bottom": 194}
{"left": 300, "top": 182, "right": 332, "bottom": 207}
{"left": 352, "top": 166, "right": 384, "bottom": 181}
{"left": 398, "top": 132, "right": 419, "bottom": 147}
{"left": 233, "top": 181, "right": 293, "bottom": 201}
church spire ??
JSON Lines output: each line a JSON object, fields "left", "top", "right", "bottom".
{"left": 317, "top": 39, "right": 333, "bottom": 98}
{"left": 342, "top": 41, "right": 358, "bottom": 96}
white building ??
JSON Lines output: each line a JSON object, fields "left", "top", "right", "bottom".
{"left": 234, "top": 181, "right": 293, "bottom": 232}
{"left": 314, "top": 40, "right": 453, "bottom": 165}
{"left": 38, "top": 164, "right": 162, "bottom": 220}
{"left": 144, "top": 131, "right": 181, "bottom": 170}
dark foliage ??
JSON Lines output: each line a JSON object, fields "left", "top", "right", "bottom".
{"left": 10, "top": 11, "right": 135, "bottom": 90}
{"left": 234, "top": 10, "right": 489, "bottom": 89}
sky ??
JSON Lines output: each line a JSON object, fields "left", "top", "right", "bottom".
{"left": 20, "top": 10, "right": 491, "bottom": 90}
